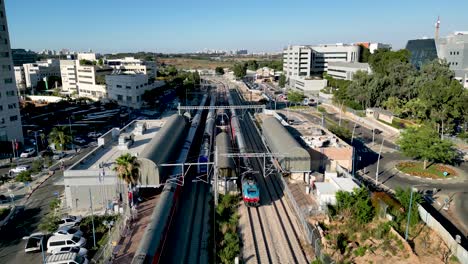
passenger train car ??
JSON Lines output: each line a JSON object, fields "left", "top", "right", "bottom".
{"left": 198, "top": 95, "right": 216, "bottom": 174}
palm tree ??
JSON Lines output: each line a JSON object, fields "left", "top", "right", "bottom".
{"left": 113, "top": 153, "right": 140, "bottom": 187}
{"left": 48, "top": 127, "right": 72, "bottom": 151}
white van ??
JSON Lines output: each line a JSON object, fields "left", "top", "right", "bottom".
{"left": 47, "top": 235, "right": 86, "bottom": 253}
{"left": 45, "top": 252, "right": 89, "bottom": 264}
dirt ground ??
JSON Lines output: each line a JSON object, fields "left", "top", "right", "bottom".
{"left": 319, "top": 216, "right": 458, "bottom": 264}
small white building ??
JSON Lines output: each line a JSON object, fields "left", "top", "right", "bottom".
{"left": 369, "top": 43, "right": 392, "bottom": 54}
{"left": 326, "top": 62, "right": 371, "bottom": 80}
{"left": 314, "top": 172, "right": 359, "bottom": 210}
{"left": 106, "top": 72, "right": 164, "bottom": 109}
{"left": 22, "top": 59, "right": 61, "bottom": 89}
{"left": 14, "top": 66, "right": 26, "bottom": 90}
{"left": 288, "top": 77, "right": 328, "bottom": 97}
{"left": 76, "top": 64, "right": 113, "bottom": 100}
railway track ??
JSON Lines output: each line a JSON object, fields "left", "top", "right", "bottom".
{"left": 231, "top": 87, "right": 308, "bottom": 264}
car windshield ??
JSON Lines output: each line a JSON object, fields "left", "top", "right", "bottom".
{"left": 68, "top": 228, "right": 77, "bottom": 234}
{"left": 71, "top": 236, "right": 80, "bottom": 243}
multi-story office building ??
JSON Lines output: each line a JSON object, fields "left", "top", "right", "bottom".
{"left": 60, "top": 60, "right": 78, "bottom": 93}
{"left": 76, "top": 63, "right": 113, "bottom": 100}
{"left": 283, "top": 44, "right": 360, "bottom": 78}
{"left": 405, "top": 38, "right": 438, "bottom": 70}
{"left": 436, "top": 31, "right": 468, "bottom": 88}
{"left": 283, "top": 44, "right": 359, "bottom": 95}
{"left": 326, "top": 62, "right": 371, "bottom": 80}
{"left": 22, "top": 59, "right": 60, "bottom": 89}
{"left": 0, "top": 2, "right": 23, "bottom": 143}
{"left": 106, "top": 71, "right": 164, "bottom": 109}
{"left": 106, "top": 57, "right": 157, "bottom": 78}
{"left": 11, "top": 49, "right": 38, "bottom": 66}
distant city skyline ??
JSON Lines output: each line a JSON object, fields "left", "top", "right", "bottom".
{"left": 5, "top": 0, "right": 468, "bottom": 53}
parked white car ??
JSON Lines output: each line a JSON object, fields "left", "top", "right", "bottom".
{"left": 23, "top": 232, "right": 45, "bottom": 253}
{"left": 9, "top": 165, "right": 30, "bottom": 174}
{"left": 57, "top": 215, "right": 82, "bottom": 228}
{"left": 50, "top": 246, "right": 88, "bottom": 257}
{"left": 74, "top": 137, "right": 86, "bottom": 144}
{"left": 54, "top": 226, "right": 83, "bottom": 238}
{"left": 53, "top": 152, "right": 66, "bottom": 160}
{"left": 20, "top": 148, "right": 36, "bottom": 158}
{"left": 45, "top": 252, "right": 89, "bottom": 264}
{"left": 47, "top": 234, "right": 86, "bottom": 253}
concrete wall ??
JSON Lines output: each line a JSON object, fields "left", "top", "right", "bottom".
{"left": 418, "top": 204, "right": 468, "bottom": 263}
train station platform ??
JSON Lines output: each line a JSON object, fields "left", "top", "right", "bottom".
{"left": 113, "top": 191, "right": 160, "bottom": 263}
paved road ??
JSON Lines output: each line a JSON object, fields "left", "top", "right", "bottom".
{"left": 0, "top": 147, "right": 93, "bottom": 264}
{"left": 292, "top": 110, "right": 468, "bottom": 235}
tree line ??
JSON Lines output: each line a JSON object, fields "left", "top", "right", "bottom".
{"left": 232, "top": 59, "right": 283, "bottom": 79}
{"left": 331, "top": 49, "right": 468, "bottom": 134}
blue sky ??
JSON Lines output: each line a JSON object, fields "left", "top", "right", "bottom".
{"left": 5, "top": 0, "right": 468, "bottom": 53}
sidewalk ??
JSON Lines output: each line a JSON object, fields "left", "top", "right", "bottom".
{"left": 321, "top": 103, "right": 400, "bottom": 142}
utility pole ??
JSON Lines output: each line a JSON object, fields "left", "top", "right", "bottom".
{"left": 89, "top": 188, "right": 97, "bottom": 248}
{"left": 375, "top": 138, "right": 385, "bottom": 184}
{"left": 214, "top": 146, "right": 218, "bottom": 206}
{"left": 34, "top": 131, "right": 39, "bottom": 158}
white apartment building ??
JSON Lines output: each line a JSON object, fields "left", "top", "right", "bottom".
{"left": 436, "top": 31, "right": 468, "bottom": 88}
{"left": 0, "top": 1, "right": 23, "bottom": 143}
{"left": 106, "top": 57, "right": 157, "bottom": 78}
{"left": 60, "top": 60, "right": 78, "bottom": 93}
{"left": 326, "top": 62, "right": 371, "bottom": 80}
{"left": 22, "top": 59, "right": 60, "bottom": 89}
{"left": 76, "top": 63, "right": 113, "bottom": 100}
{"left": 106, "top": 71, "right": 164, "bottom": 109}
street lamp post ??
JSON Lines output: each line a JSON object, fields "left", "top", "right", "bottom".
{"left": 68, "top": 117, "right": 74, "bottom": 151}
{"left": 375, "top": 138, "right": 385, "bottom": 184}
{"left": 338, "top": 101, "right": 344, "bottom": 126}
{"left": 351, "top": 122, "right": 357, "bottom": 144}
{"left": 34, "top": 131, "right": 39, "bottom": 158}
{"left": 405, "top": 185, "right": 427, "bottom": 241}
{"left": 372, "top": 128, "right": 375, "bottom": 145}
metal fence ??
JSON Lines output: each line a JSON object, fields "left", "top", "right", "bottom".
{"left": 276, "top": 174, "right": 334, "bottom": 263}
{"left": 91, "top": 214, "right": 128, "bottom": 263}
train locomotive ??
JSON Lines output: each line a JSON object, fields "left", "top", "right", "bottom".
{"left": 241, "top": 174, "right": 260, "bottom": 206}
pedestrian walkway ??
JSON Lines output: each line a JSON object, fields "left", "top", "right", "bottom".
{"left": 113, "top": 192, "right": 160, "bottom": 264}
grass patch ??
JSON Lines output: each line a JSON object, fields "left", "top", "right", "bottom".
{"left": 288, "top": 105, "right": 308, "bottom": 110}
{"left": 0, "top": 207, "right": 11, "bottom": 221}
{"left": 396, "top": 161, "right": 457, "bottom": 179}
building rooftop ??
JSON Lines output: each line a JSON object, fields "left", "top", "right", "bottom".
{"left": 315, "top": 182, "right": 337, "bottom": 194}
{"left": 69, "top": 114, "right": 176, "bottom": 172}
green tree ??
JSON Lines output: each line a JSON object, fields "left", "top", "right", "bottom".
{"left": 48, "top": 127, "right": 72, "bottom": 151}
{"left": 16, "top": 171, "right": 32, "bottom": 183}
{"left": 335, "top": 188, "right": 375, "bottom": 224}
{"left": 97, "top": 58, "right": 103, "bottom": 66}
{"left": 397, "top": 126, "right": 456, "bottom": 169}
{"left": 246, "top": 60, "right": 259, "bottom": 71}
{"left": 113, "top": 153, "right": 140, "bottom": 187}
{"left": 287, "top": 90, "right": 303, "bottom": 105}
{"left": 215, "top": 66, "right": 225, "bottom": 75}
{"left": 232, "top": 63, "right": 247, "bottom": 79}
{"left": 395, "top": 187, "right": 423, "bottom": 227}
{"left": 278, "top": 74, "right": 286, "bottom": 88}
{"left": 327, "top": 124, "right": 352, "bottom": 141}
{"left": 359, "top": 45, "right": 371, "bottom": 63}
